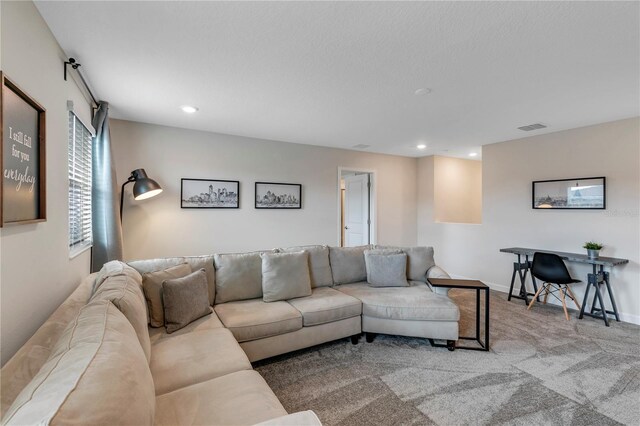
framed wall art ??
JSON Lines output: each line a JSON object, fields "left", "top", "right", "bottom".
{"left": 1, "top": 72, "right": 47, "bottom": 226}
{"left": 532, "top": 177, "right": 605, "bottom": 210}
{"left": 255, "top": 182, "right": 302, "bottom": 209}
{"left": 181, "top": 178, "right": 239, "bottom": 209}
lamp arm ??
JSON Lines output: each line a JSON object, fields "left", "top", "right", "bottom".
{"left": 120, "top": 177, "right": 135, "bottom": 220}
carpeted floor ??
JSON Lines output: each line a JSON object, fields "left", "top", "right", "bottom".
{"left": 254, "top": 289, "right": 640, "bottom": 426}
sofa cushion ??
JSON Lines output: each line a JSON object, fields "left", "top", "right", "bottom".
{"left": 3, "top": 300, "right": 155, "bottom": 426}
{"left": 142, "top": 263, "right": 193, "bottom": 327}
{"left": 364, "top": 250, "right": 409, "bottom": 287}
{"left": 150, "top": 328, "right": 252, "bottom": 395}
{"left": 90, "top": 263, "right": 151, "bottom": 363}
{"left": 149, "top": 312, "right": 225, "bottom": 344}
{"left": 162, "top": 269, "right": 213, "bottom": 333}
{"left": 214, "top": 252, "right": 270, "bottom": 304}
{"left": 154, "top": 370, "right": 287, "bottom": 426}
{"left": 335, "top": 281, "right": 459, "bottom": 321}
{"left": 329, "top": 245, "right": 370, "bottom": 284}
{"left": 376, "top": 246, "right": 436, "bottom": 282}
{"left": 261, "top": 251, "right": 312, "bottom": 302}
{"left": 278, "top": 245, "right": 333, "bottom": 287}
{"left": 214, "top": 298, "right": 302, "bottom": 342}
{"left": 287, "top": 287, "right": 362, "bottom": 326}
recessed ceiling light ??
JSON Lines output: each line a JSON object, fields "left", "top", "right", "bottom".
{"left": 180, "top": 105, "right": 198, "bottom": 113}
{"left": 417, "top": 144, "right": 427, "bottom": 150}
{"left": 414, "top": 88, "right": 432, "bottom": 96}
{"left": 469, "top": 152, "right": 478, "bottom": 157}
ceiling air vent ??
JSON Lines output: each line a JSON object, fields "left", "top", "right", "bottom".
{"left": 517, "top": 123, "right": 547, "bottom": 131}
{"left": 353, "top": 144, "right": 370, "bottom": 149}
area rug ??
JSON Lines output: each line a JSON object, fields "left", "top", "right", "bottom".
{"left": 254, "top": 289, "right": 640, "bottom": 425}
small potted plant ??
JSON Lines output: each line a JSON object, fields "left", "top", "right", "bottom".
{"left": 583, "top": 242, "right": 603, "bottom": 259}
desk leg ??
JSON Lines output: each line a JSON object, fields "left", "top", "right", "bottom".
{"left": 508, "top": 266, "right": 517, "bottom": 302}
{"left": 518, "top": 264, "right": 529, "bottom": 304}
{"left": 603, "top": 270, "right": 621, "bottom": 322}
{"left": 578, "top": 281, "right": 591, "bottom": 320}
{"left": 593, "top": 283, "right": 610, "bottom": 327}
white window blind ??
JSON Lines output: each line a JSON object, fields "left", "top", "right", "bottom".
{"left": 68, "top": 111, "right": 93, "bottom": 256}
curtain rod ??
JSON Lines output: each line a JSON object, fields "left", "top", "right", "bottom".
{"left": 64, "top": 57, "right": 99, "bottom": 107}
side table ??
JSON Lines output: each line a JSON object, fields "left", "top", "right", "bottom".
{"left": 428, "top": 278, "right": 490, "bottom": 352}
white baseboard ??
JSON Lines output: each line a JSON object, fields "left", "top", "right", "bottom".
{"left": 447, "top": 273, "right": 640, "bottom": 326}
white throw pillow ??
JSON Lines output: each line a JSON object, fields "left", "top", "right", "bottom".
{"left": 261, "top": 251, "right": 312, "bottom": 302}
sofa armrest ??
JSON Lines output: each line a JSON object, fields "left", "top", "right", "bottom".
{"left": 426, "top": 266, "right": 452, "bottom": 296}
{"left": 254, "top": 411, "right": 322, "bottom": 426}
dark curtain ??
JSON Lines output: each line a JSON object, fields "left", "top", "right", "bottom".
{"left": 91, "top": 101, "right": 123, "bottom": 271}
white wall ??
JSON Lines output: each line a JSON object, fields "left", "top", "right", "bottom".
{"left": 418, "top": 117, "right": 640, "bottom": 323}
{"left": 433, "top": 156, "right": 482, "bottom": 224}
{"left": 110, "top": 119, "right": 418, "bottom": 259}
{"left": 0, "top": 1, "right": 93, "bottom": 364}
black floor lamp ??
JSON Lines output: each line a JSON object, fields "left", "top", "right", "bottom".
{"left": 120, "top": 168, "right": 163, "bottom": 219}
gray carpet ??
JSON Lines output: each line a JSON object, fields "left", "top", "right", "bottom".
{"left": 254, "top": 289, "right": 640, "bottom": 426}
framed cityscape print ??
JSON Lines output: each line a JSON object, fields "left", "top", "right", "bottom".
{"left": 255, "top": 182, "right": 302, "bottom": 209}
{"left": 532, "top": 177, "right": 605, "bottom": 209}
{"left": 181, "top": 178, "right": 239, "bottom": 208}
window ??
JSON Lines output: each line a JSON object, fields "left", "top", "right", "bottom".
{"left": 68, "top": 111, "right": 93, "bottom": 256}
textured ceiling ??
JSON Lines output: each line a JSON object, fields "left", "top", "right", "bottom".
{"left": 35, "top": 1, "right": 639, "bottom": 158}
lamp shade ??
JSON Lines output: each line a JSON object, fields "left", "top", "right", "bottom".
{"left": 131, "top": 169, "right": 163, "bottom": 200}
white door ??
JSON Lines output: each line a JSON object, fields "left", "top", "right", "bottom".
{"left": 344, "top": 174, "right": 370, "bottom": 247}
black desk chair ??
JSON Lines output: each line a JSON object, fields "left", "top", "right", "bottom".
{"left": 527, "top": 252, "right": 581, "bottom": 320}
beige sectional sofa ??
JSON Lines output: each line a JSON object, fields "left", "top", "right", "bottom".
{"left": 1, "top": 244, "right": 458, "bottom": 425}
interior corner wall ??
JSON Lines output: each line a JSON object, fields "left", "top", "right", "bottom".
{"left": 433, "top": 156, "right": 482, "bottom": 224}
{"left": 110, "top": 119, "right": 418, "bottom": 259}
{"left": 418, "top": 117, "right": 640, "bottom": 324}
{"left": 0, "top": 1, "right": 93, "bottom": 365}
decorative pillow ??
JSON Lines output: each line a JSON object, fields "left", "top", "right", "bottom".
{"left": 90, "top": 265, "right": 151, "bottom": 363}
{"left": 364, "top": 250, "right": 409, "bottom": 287}
{"left": 2, "top": 300, "right": 155, "bottom": 426}
{"left": 278, "top": 245, "right": 333, "bottom": 287}
{"left": 261, "top": 251, "right": 312, "bottom": 302}
{"left": 162, "top": 269, "right": 212, "bottom": 334}
{"left": 184, "top": 255, "right": 216, "bottom": 305}
{"left": 375, "top": 245, "right": 436, "bottom": 282}
{"left": 329, "top": 245, "right": 371, "bottom": 285}
{"left": 214, "top": 251, "right": 273, "bottom": 304}
{"left": 142, "top": 263, "right": 192, "bottom": 327}
{"left": 129, "top": 256, "right": 216, "bottom": 306}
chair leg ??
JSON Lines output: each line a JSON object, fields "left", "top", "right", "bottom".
{"left": 528, "top": 284, "right": 546, "bottom": 310}
{"left": 560, "top": 285, "right": 570, "bottom": 320}
{"left": 543, "top": 285, "right": 550, "bottom": 304}
{"left": 565, "top": 286, "right": 581, "bottom": 311}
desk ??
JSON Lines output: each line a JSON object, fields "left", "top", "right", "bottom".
{"left": 500, "top": 247, "right": 628, "bottom": 326}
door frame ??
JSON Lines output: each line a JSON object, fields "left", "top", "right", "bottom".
{"left": 337, "top": 167, "right": 377, "bottom": 246}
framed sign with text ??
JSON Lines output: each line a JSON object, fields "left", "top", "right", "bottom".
{"left": 0, "top": 72, "right": 47, "bottom": 226}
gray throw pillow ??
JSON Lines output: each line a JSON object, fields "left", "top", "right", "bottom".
{"left": 329, "top": 245, "right": 371, "bottom": 285}
{"left": 364, "top": 250, "right": 409, "bottom": 287}
{"left": 375, "top": 245, "right": 436, "bottom": 282}
{"left": 261, "top": 251, "right": 312, "bottom": 302}
{"left": 162, "top": 269, "right": 212, "bottom": 334}
{"left": 142, "top": 263, "right": 192, "bottom": 327}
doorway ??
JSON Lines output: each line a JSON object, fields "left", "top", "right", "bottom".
{"left": 338, "top": 168, "right": 376, "bottom": 247}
